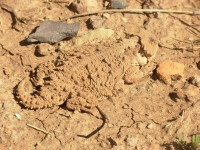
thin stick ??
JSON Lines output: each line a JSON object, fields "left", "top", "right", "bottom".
{"left": 27, "top": 123, "right": 50, "bottom": 134}
{"left": 158, "top": 40, "right": 200, "bottom": 51}
{"left": 63, "top": 8, "right": 200, "bottom": 20}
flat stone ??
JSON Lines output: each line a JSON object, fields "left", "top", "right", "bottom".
{"left": 110, "top": 0, "right": 129, "bottom": 9}
{"left": 27, "top": 21, "right": 80, "bottom": 43}
{"left": 156, "top": 60, "right": 185, "bottom": 84}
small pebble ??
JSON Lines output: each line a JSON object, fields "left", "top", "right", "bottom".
{"left": 71, "top": 0, "right": 99, "bottom": 13}
{"left": 89, "top": 16, "right": 104, "bottom": 29}
{"left": 71, "top": 1, "right": 87, "bottom": 13}
{"left": 156, "top": 60, "right": 185, "bottom": 84}
{"left": 73, "top": 110, "right": 80, "bottom": 115}
{"left": 102, "top": 13, "right": 110, "bottom": 19}
{"left": 147, "top": 123, "right": 153, "bottom": 129}
{"left": 189, "top": 75, "right": 200, "bottom": 87}
{"left": 110, "top": 0, "right": 129, "bottom": 9}
{"left": 36, "top": 43, "right": 54, "bottom": 56}
{"left": 104, "top": 1, "right": 109, "bottom": 7}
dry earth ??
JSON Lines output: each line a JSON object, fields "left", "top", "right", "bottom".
{"left": 1, "top": 0, "right": 200, "bottom": 149}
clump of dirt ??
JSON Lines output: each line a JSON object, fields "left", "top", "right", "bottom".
{"left": 1, "top": 0, "right": 200, "bottom": 149}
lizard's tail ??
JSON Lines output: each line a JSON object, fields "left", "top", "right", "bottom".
{"left": 16, "top": 77, "right": 54, "bottom": 109}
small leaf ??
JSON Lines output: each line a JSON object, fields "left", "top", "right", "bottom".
{"left": 192, "top": 135, "right": 200, "bottom": 148}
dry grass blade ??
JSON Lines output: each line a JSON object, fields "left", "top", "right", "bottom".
{"left": 186, "top": 28, "right": 200, "bottom": 44}
{"left": 27, "top": 124, "right": 50, "bottom": 134}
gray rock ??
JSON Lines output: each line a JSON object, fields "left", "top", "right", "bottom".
{"left": 110, "top": 0, "right": 129, "bottom": 9}
{"left": 27, "top": 21, "right": 80, "bottom": 43}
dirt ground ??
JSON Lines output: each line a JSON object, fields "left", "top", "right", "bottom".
{"left": 1, "top": 0, "right": 200, "bottom": 149}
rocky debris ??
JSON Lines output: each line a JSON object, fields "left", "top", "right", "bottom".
{"left": 176, "top": 84, "right": 199, "bottom": 102}
{"left": 71, "top": 0, "right": 100, "bottom": 13}
{"left": 89, "top": 16, "right": 104, "bottom": 29}
{"left": 189, "top": 75, "right": 200, "bottom": 87}
{"left": 27, "top": 21, "right": 80, "bottom": 43}
{"left": 110, "top": 0, "right": 129, "bottom": 9}
{"left": 104, "top": 1, "right": 109, "bottom": 7}
{"left": 35, "top": 43, "right": 55, "bottom": 56}
{"left": 156, "top": 60, "right": 185, "bottom": 84}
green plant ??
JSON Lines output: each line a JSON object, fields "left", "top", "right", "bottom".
{"left": 191, "top": 134, "right": 200, "bottom": 150}
{"left": 176, "top": 135, "right": 200, "bottom": 150}
{"left": 177, "top": 137, "right": 187, "bottom": 147}
{"left": 177, "top": 137, "right": 187, "bottom": 149}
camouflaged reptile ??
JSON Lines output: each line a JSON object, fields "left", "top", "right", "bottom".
{"left": 16, "top": 34, "right": 158, "bottom": 115}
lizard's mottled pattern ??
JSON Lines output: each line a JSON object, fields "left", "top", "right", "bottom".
{"left": 16, "top": 35, "right": 157, "bottom": 112}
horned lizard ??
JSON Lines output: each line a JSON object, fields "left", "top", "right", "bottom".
{"left": 16, "top": 34, "right": 158, "bottom": 118}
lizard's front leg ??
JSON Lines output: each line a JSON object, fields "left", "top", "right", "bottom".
{"left": 66, "top": 91, "right": 108, "bottom": 121}
{"left": 124, "top": 62, "right": 156, "bottom": 84}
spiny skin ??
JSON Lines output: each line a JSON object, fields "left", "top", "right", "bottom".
{"left": 16, "top": 38, "right": 156, "bottom": 112}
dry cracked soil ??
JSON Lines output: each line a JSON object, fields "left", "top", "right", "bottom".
{"left": 1, "top": 0, "right": 200, "bottom": 150}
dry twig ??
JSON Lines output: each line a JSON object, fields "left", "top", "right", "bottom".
{"left": 158, "top": 40, "right": 200, "bottom": 51}
{"left": 63, "top": 8, "right": 200, "bottom": 20}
